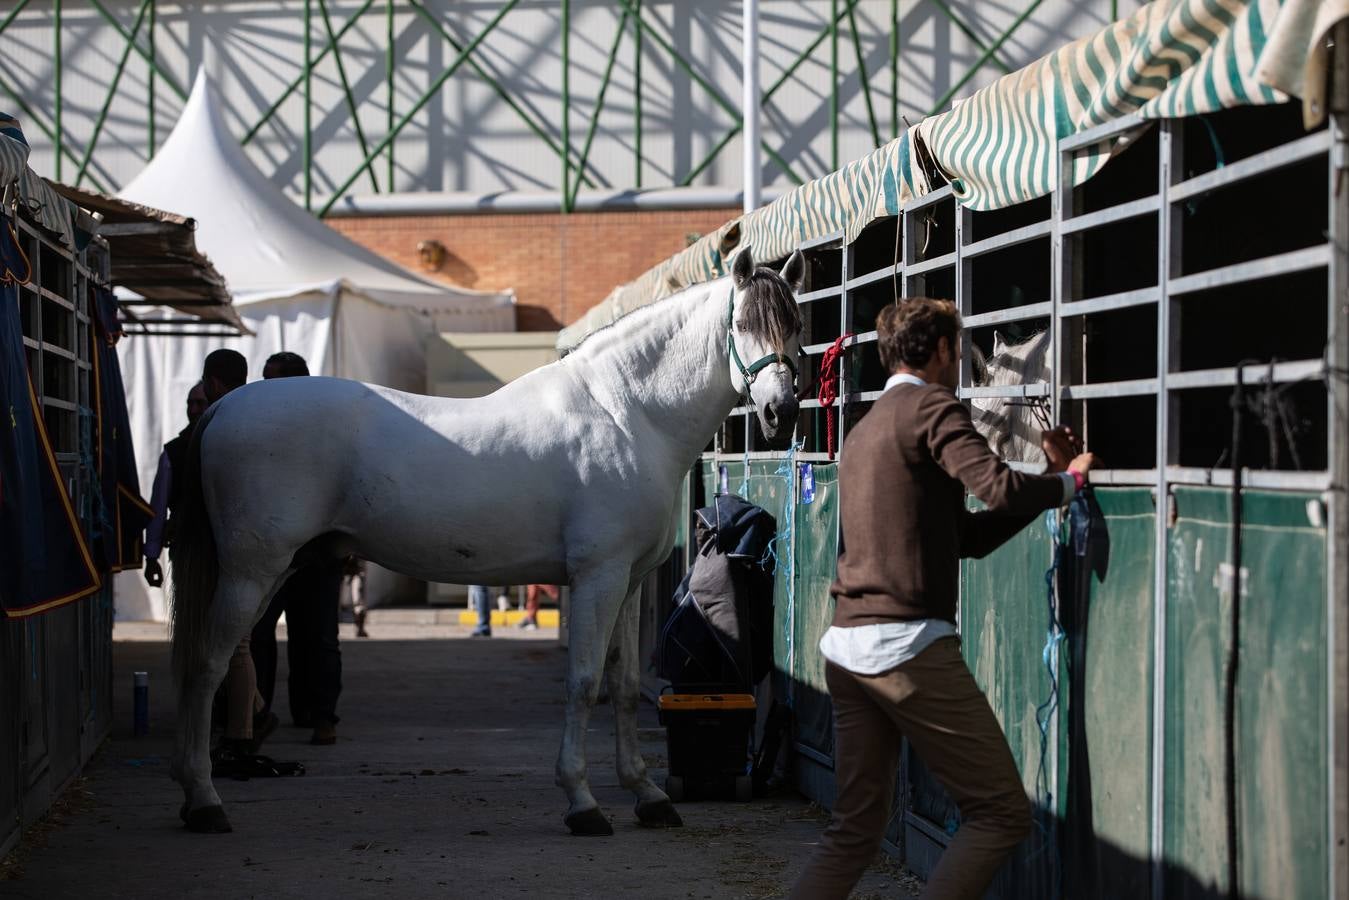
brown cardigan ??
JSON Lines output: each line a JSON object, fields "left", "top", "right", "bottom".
{"left": 830, "top": 381, "right": 1065, "bottom": 626}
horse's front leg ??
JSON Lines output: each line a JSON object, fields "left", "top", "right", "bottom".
{"left": 556, "top": 563, "right": 630, "bottom": 836}
{"left": 607, "top": 586, "right": 683, "bottom": 827}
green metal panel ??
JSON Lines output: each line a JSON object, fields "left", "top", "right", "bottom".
{"left": 958, "top": 503, "right": 1057, "bottom": 896}
{"left": 1163, "top": 488, "right": 1327, "bottom": 899}
{"left": 791, "top": 463, "right": 838, "bottom": 755}
{"left": 699, "top": 457, "right": 838, "bottom": 753}
{"left": 1063, "top": 488, "right": 1155, "bottom": 898}
{"left": 960, "top": 507, "right": 1056, "bottom": 806}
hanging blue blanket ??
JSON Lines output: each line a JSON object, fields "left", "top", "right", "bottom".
{"left": 91, "top": 286, "right": 152, "bottom": 572}
{"left": 0, "top": 214, "right": 100, "bottom": 616}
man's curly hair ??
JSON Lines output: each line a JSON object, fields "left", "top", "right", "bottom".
{"left": 876, "top": 297, "right": 961, "bottom": 372}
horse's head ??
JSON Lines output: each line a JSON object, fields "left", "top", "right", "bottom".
{"left": 727, "top": 246, "right": 805, "bottom": 446}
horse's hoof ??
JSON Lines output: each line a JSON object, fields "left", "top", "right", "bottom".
{"left": 635, "top": 798, "right": 684, "bottom": 828}
{"left": 564, "top": 807, "right": 614, "bottom": 836}
{"left": 183, "top": 804, "right": 232, "bottom": 834}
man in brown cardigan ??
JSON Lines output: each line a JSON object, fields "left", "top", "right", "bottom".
{"left": 789, "top": 298, "right": 1095, "bottom": 900}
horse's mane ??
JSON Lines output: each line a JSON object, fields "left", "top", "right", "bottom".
{"left": 973, "top": 329, "right": 1051, "bottom": 462}
{"left": 565, "top": 266, "right": 801, "bottom": 360}
{"left": 985, "top": 329, "right": 1050, "bottom": 385}
{"left": 738, "top": 267, "right": 803, "bottom": 352}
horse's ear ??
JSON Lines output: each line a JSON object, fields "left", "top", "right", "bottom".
{"left": 732, "top": 246, "right": 755, "bottom": 289}
{"left": 992, "top": 330, "right": 1009, "bottom": 358}
{"left": 779, "top": 250, "right": 805, "bottom": 294}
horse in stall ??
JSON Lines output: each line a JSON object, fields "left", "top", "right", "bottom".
{"left": 168, "top": 247, "right": 805, "bottom": 836}
{"left": 970, "top": 329, "right": 1052, "bottom": 464}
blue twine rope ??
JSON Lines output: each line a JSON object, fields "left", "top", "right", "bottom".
{"left": 760, "top": 440, "right": 801, "bottom": 707}
{"left": 1028, "top": 508, "right": 1066, "bottom": 896}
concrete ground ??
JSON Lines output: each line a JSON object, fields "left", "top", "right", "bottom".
{"left": 2, "top": 613, "right": 921, "bottom": 899}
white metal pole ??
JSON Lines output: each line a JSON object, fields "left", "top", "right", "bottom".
{"left": 742, "top": 0, "right": 761, "bottom": 213}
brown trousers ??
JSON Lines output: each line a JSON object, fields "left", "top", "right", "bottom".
{"left": 789, "top": 636, "right": 1031, "bottom": 900}
{"left": 224, "top": 637, "right": 262, "bottom": 742}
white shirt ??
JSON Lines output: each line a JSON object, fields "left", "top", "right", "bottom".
{"left": 818, "top": 372, "right": 1076, "bottom": 675}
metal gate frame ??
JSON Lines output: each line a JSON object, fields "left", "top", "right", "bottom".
{"left": 2, "top": 204, "right": 114, "bottom": 857}
{"left": 702, "top": 106, "right": 1348, "bottom": 894}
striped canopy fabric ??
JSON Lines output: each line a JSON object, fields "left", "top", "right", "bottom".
{"left": 0, "top": 113, "right": 85, "bottom": 251}
{"left": 559, "top": 0, "right": 1333, "bottom": 350}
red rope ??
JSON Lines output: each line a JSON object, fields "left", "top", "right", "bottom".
{"left": 817, "top": 333, "right": 853, "bottom": 460}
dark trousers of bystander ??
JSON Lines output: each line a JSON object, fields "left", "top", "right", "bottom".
{"left": 252, "top": 561, "right": 345, "bottom": 726}
{"left": 788, "top": 637, "right": 1031, "bottom": 900}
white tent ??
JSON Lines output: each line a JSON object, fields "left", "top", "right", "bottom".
{"left": 115, "top": 72, "right": 516, "bottom": 622}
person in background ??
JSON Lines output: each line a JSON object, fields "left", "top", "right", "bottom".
{"left": 143, "top": 382, "right": 208, "bottom": 589}
{"left": 194, "top": 350, "right": 272, "bottom": 767}
{"left": 469, "top": 585, "right": 493, "bottom": 638}
{"left": 788, "top": 298, "right": 1096, "bottom": 900}
{"left": 518, "top": 584, "right": 559, "bottom": 631}
{"left": 249, "top": 351, "right": 346, "bottom": 746}
{"left": 344, "top": 556, "right": 369, "bottom": 638}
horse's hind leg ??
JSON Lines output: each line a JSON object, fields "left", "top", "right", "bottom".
{"left": 555, "top": 563, "right": 630, "bottom": 836}
{"left": 606, "top": 589, "right": 681, "bottom": 828}
{"left": 174, "top": 573, "right": 277, "bottom": 833}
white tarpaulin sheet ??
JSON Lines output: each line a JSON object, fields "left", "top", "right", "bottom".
{"left": 114, "top": 73, "right": 516, "bottom": 621}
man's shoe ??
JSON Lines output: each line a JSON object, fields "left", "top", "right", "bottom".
{"left": 517, "top": 617, "right": 538, "bottom": 631}
{"left": 354, "top": 609, "right": 369, "bottom": 638}
{"left": 470, "top": 626, "right": 492, "bottom": 637}
{"left": 310, "top": 721, "right": 337, "bottom": 746}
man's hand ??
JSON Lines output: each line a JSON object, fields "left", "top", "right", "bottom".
{"left": 1040, "top": 426, "right": 1081, "bottom": 473}
{"left": 144, "top": 558, "right": 163, "bottom": 588}
{"left": 1068, "top": 452, "right": 1098, "bottom": 476}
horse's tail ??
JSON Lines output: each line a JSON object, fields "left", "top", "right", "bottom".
{"left": 170, "top": 403, "right": 222, "bottom": 686}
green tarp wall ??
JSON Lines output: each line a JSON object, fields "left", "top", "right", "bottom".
{"left": 692, "top": 466, "right": 1331, "bottom": 897}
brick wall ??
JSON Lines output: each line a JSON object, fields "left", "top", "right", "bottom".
{"left": 329, "top": 207, "right": 739, "bottom": 332}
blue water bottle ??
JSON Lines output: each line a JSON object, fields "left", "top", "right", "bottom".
{"left": 133, "top": 671, "right": 149, "bottom": 736}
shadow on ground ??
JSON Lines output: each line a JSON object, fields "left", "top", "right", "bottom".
{"left": 2, "top": 631, "right": 918, "bottom": 899}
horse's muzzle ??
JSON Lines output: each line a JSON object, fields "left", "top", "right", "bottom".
{"left": 758, "top": 397, "right": 800, "bottom": 447}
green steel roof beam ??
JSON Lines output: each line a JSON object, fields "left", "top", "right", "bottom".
{"left": 633, "top": 0, "right": 642, "bottom": 188}
{"left": 0, "top": 0, "right": 33, "bottom": 37}
{"left": 928, "top": 0, "right": 1043, "bottom": 116}
{"left": 0, "top": 66, "right": 109, "bottom": 193}
{"left": 88, "top": 0, "right": 186, "bottom": 101}
{"left": 561, "top": 0, "right": 569, "bottom": 212}
{"left": 890, "top": 0, "right": 898, "bottom": 139}
{"left": 385, "top": 0, "right": 393, "bottom": 188}
{"left": 317, "top": 0, "right": 521, "bottom": 218}
{"left": 925, "top": 0, "right": 1014, "bottom": 76}
{"left": 847, "top": 0, "right": 882, "bottom": 149}
{"left": 303, "top": 0, "right": 311, "bottom": 210}
{"left": 613, "top": 0, "right": 804, "bottom": 186}
{"left": 830, "top": 0, "right": 838, "bottom": 169}
{"left": 54, "top": 0, "right": 61, "bottom": 180}
{"left": 568, "top": 7, "right": 629, "bottom": 209}
{"left": 147, "top": 0, "right": 156, "bottom": 157}
{"left": 242, "top": 0, "right": 377, "bottom": 146}
{"left": 679, "top": 0, "right": 862, "bottom": 188}
{"left": 317, "top": 0, "right": 379, "bottom": 193}
{"left": 406, "top": 0, "right": 601, "bottom": 191}
{"left": 76, "top": 0, "right": 153, "bottom": 187}
{"left": 678, "top": 125, "right": 739, "bottom": 187}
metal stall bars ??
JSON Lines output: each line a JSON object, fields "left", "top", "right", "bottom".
{"left": 701, "top": 102, "right": 1344, "bottom": 898}
{"left": 4, "top": 208, "right": 111, "bottom": 845}
{"left": 1055, "top": 110, "right": 1338, "bottom": 899}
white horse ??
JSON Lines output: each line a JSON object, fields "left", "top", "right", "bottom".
{"left": 970, "top": 329, "right": 1051, "bottom": 464}
{"left": 169, "top": 247, "right": 805, "bottom": 835}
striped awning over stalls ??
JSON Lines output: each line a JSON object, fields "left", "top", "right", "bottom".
{"left": 557, "top": 0, "right": 1342, "bottom": 351}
